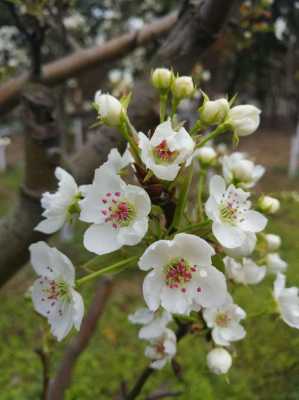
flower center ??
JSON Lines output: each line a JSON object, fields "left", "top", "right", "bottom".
{"left": 215, "top": 312, "right": 231, "bottom": 327}
{"left": 219, "top": 190, "right": 248, "bottom": 225}
{"left": 155, "top": 340, "right": 165, "bottom": 355}
{"left": 153, "top": 140, "right": 178, "bottom": 164}
{"left": 100, "top": 192, "right": 135, "bottom": 229}
{"left": 164, "top": 258, "right": 198, "bottom": 292}
{"left": 39, "top": 275, "right": 70, "bottom": 316}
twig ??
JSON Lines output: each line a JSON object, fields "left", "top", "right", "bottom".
{"left": 47, "top": 278, "right": 113, "bottom": 400}
{"left": 35, "top": 348, "right": 50, "bottom": 400}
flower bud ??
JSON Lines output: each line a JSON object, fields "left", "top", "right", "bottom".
{"left": 171, "top": 76, "right": 194, "bottom": 99}
{"left": 266, "top": 253, "right": 287, "bottom": 274}
{"left": 207, "top": 348, "right": 232, "bottom": 375}
{"left": 228, "top": 105, "right": 261, "bottom": 136}
{"left": 258, "top": 195, "right": 280, "bottom": 214}
{"left": 200, "top": 98, "right": 229, "bottom": 125}
{"left": 94, "top": 92, "right": 123, "bottom": 126}
{"left": 265, "top": 234, "right": 281, "bottom": 251}
{"left": 196, "top": 146, "right": 217, "bottom": 165}
{"left": 151, "top": 68, "right": 173, "bottom": 90}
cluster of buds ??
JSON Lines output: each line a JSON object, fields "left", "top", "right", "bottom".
{"left": 27, "top": 68, "right": 298, "bottom": 390}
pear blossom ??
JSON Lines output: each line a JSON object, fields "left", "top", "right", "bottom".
{"left": 266, "top": 253, "right": 287, "bottom": 274}
{"left": 35, "top": 167, "right": 81, "bottom": 234}
{"left": 224, "top": 257, "right": 266, "bottom": 285}
{"left": 80, "top": 167, "right": 151, "bottom": 255}
{"left": 171, "top": 76, "right": 194, "bottom": 99}
{"left": 265, "top": 234, "right": 281, "bottom": 251}
{"left": 205, "top": 175, "right": 267, "bottom": 248}
{"left": 223, "top": 232, "right": 256, "bottom": 258}
{"left": 228, "top": 105, "right": 261, "bottom": 136}
{"left": 138, "top": 119, "right": 195, "bottom": 181}
{"left": 94, "top": 92, "right": 123, "bottom": 126}
{"left": 203, "top": 294, "right": 246, "bottom": 346}
{"left": 29, "top": 241, "right": 84, "bottom": 341}
{"left": 200, "top": 98, "right": 230, "bottom": 126}
{"left": 102, "top": 147, "right": 133, "bottom": 174}
{"left": 222, "top": 152, "right": 265, "bottom": 189}
{"left": 207, "top": 347, "right": 232, "bottom": 375}
{"left": 151, "top": 68, "right": 173, "bottom": 90}
{"left": 144, "top": 328, "right": 177, "bottom": 369}
{"left": 139, "top": 233, "right": 227, "bottom": 315}
{"left": 188, "top": 146, "right": 217, "bottom": 167}
{"left": 129, "top": 308, "right": 172, "bottom": 339}
{"left": 258, "top": 195, "right": 280, "bottom": 214}
{"left": 273, "top": 273, "right": 299, "bottom": 329}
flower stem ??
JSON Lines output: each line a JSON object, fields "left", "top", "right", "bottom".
{"left": 119, "top": 116, "right": 142, "bottom": 165}
{"left": 197, "top": 166, "right": 207, "bottom": 221}
{"left": 196, "top": 123, "right": 229, "bottom": 148}
{"left": 170, "top": 165, "right": 193, "bottom": 231}
{"left": 190, "top": 120, "right": 203, "bottom": 136}
{"left": 159, "top": 93, "right": 168, "bottom": 122}
{"left": 76, "top": 255, "right": 139, "bottom": 286}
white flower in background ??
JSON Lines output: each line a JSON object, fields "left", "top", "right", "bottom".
{"left": 29, "top": 242, "right": 84, "bottom": 341}
{"left": 228, "top": 105, "right": 261, "bottom": 136}
{"left": 188, "top": 146, "right": 217, "bottom": 167}
{"left": 266, "top": 253, "right": 287, "bottom": 274}
{"left": 127, "top": 17, "right": 144, "bottom": 32}
{"left": 102, "top": 147, "right": 133, "bottom": 174}
{"left": 273, "top": 273, "right": 299, "bottom": 329}
{"left": 203, "top": 294, "right": 246, "bottom": 346}
{"left": 205, "top": 175, "right": 267, "bottom": 248}
{"left": 94, "top": 92, "right": 123, "bottom": 126}
{"left": 265, "top": 234, "right": 281, "bottom": 251}
{"left": 224, "top": 257, "right": 266, "bottom": 285}
{"left": 145, "top": 328, "right": 177, "bottom": 369}
{"left": 216, "top": 143, "right": 228, "bottom": 156}
{"left": 63, "top": 13, "right": 86, "bottom": 31}
{"left": 222, "top": 152, "right": 265, "bottom": 189}
{"left": 0, "top": 136, "right": 10, "bottom": 172}
{"left": 139, "top": 233, "right": 227, "bottom": 315}
{"left": 80, "top": 168, "right": 151, "bottom": 255}
{"left": 258, "top": 195, "right": 280, "bottom": 214}
{"left": 151, "top": 68, "right": 173, "bottom": 90}
{"left": 223, "top": 232, "right": 256, "bottom": 258}
{"left": 138, "top": 119, "right": 195, "bottom": 181}
{"left": 207, "top": 347, "right": 232, "bottom": 375}
{"left": 129, "top": 308, "right": 172, "bottom": 339}
{"left": 200, "top": 98, "right": 230, "bottom": 126}
{"left": 274, "top": 17, "right": 287, "bottom": 41}
{"left": 171, "top": 76, "right": 195, "bottom": 99}
{"left": 35, "top": 167, "right": 81, "bottom": 234}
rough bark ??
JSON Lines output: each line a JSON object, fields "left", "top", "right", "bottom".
{"left": 0, "top": 0, "right": 236, "bottom": 287}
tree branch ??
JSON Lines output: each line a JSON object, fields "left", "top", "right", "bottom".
{"left": 47, "top": 278, "right": 113, "bottom": 400}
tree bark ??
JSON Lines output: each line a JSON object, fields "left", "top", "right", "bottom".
{"left": 0, "top": 0, "right": 236, "bottom": 287}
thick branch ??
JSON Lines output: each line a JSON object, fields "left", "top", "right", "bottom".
{"left": 47, "top": 279, "right": 113, "bottom": 400}
{"left": 0, "top": 13, "right": 176, "bottom": 114}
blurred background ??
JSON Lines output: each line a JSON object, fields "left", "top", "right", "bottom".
{"left": 0, "top": 0, "right": 299, "bottom": 399}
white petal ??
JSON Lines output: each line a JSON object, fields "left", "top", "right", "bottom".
{"left": 35, "top": 215, "right": 65, "bottom": 234}
{"left": 49, "top": 301, "right": 74, "bottom": 341}
{"left": 160, "top": 286, "right": 191, "bottom": 315}
{"left": 117, "top": 218, "right": 148, "bottom": 246}
{"left": 150, "top": 358, "right": 168, "bottom": 370}
{"left": 139, "top": 240, "right": 172, "bottom": 271}
{"left": 173, "top": 233, "right": 215, "bottom": 265}
{"left": 274, "top": 273, "right": 286, "bottom": 298}
{"left": 239, "top": 210, "right": 267, "bottom": 232}
{"left": 192, "top": 266, "right": 227, "bottom": 308}
{"left": 83, "top": 223, "right": 121, "bottom": 255}
{"left": 126, "top": 184, "right": 151, "bottom": 218}
{"left": 71, "top": 289, "right": 84, "bottom": 331}
{"left": 29, "top": 242, "right": 53, "bottom": 278}
{"left": 143, "top": 270, "right": 164, "bottom": 311}
{"left": 209, "top": 175, "right": 226, "bottom": 201}
{"left": 129, "top": 308, "right": 155, "bottom": 325}
{"left": 213, "top": 222, "right": 245, "bottom": 248}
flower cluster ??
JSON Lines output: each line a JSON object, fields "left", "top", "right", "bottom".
{"left": 28, "top": 68, "right": 298, "bottom": 382}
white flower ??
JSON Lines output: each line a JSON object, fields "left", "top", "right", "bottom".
{"left": 145, "top": 328, "right": 177, "bottom": 369}
{"left": 129, "top": 308, "right": 172, "bottom": 339}
{"left": 200, "top": 98, "right": 230, "bottom": 125}
{"left": 224, "top": 257, "right": 266, "bottom": 285}
{"left": 223, "top": 232, "right": 256, "bottom": 258}
{"left": 151, "top": 68, "right": 173, "bottom": 90}
{"left": 228, "top": 105, "right": 261, "bottom": 136}
{"left": 266, "top": 253, "right": 287, "bottom": 274}
{"left": 258, "top": 195, "right": 280, "bottom": 214}
{"left": 203, "top": 294, "right": 246, "bottom": 346}
{"left": 29, "top": 242, "right": 84, "bottom": 341}
{"left": 205, "top": 175, "right": 267, "bottom": 248}
{"left": 274, "top": 17, "right": 287, "bottom": 41}
{"left": 94, "top": 92, "right": 123, "bottom": 126}
{"left": 102, "top": 147, "right": 133, "bottom": 174}
{"left": 138, "top": 119, "right": 195, "bottom": 181}
{"left": 207, "top": 347, "right": 232, "bottom": 375}
{"left": 222, "top": 152, "right": 265, "bottom": 189}
{"left": 171, "top": 76, "right": 194, "bottom": 99}
{"left": 0, "top": 137, "right": 10, "bottom": 147}
{"left": 265, "top": 234, "right": 281, "bottom": 251}
{"left": 139, "top": 233, "right": 227, "bottom": 315}
{"left": 80, "top": 168, "right": 151, "bottom": 255}
{"left": 189, "top": 146, "right": 217, "bottom": 166}
{"left": 35, "top": 167, "right": 81, "bottom": 234}
{"left": 273, "top": 273, "right": 299, "bottom": 329}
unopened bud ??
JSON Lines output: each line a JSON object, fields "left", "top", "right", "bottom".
{"left": 151, "top": 68, "right": 173, "bottom": 90}
{"left": 171, "top": 76, "right": 194, "bottom": 99}
{"left": 94, "top": 92, "right": 123, "bottom": 126}
{"left": 207, "top": 348, "right": 232, "bottom": 375}
{"left": 200, "top": 98, "right": 229, "bottom": 125}
{"left": 258, "top": 195, "right": 280, "bottom": 214}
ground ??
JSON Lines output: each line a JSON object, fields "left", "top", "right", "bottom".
{"left": 0, "top": 128, "right": 299, "bottom": 400}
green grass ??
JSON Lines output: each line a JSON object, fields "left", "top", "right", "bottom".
{"left": 1, "top": 168, "right": 299, "bottom": 399}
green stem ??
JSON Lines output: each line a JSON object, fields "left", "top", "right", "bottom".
{"left": 175, "top": 220, "right": 211, "bottom": 235}
{"left": 76, "top": 255, "right": 139, "bottom": 286}
{"left": 171, "top": 97, "right": 180, "bottom": 117}
{"left": 197, "top": 167, "right": 207, "bottom": 221}
{"left": 159, "top": 93, "right": 168, "bottom": 122}
{"left": 119, "top": 117, "right": 142, "bottom": 165}
{"left": 196, "top": 124, "right": 228, "bottom": 148}
{"left": 170, "top": 165, "right": 193, "bottom": 231}
{"left": 190, "top": 120, "right": 203, "bottom": 136}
